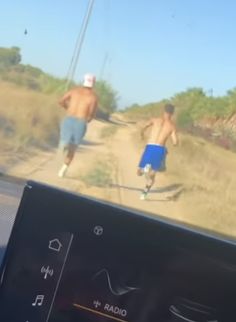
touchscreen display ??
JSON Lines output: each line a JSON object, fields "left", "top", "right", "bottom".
{"left": 0, "top": 182, "right": 236, "bottom": 322}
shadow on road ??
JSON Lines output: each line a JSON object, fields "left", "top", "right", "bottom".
{"left": 81, "top": 139, "right": 103, "bottom": 146}
{"left": 110, "top": 183, "right": 183, "bottom": 195}
{"left": 110, "top": 183, "right": 142, "bottom": 192}
{"left": 151, "top": 183, "right": 183, "bottom": 193}
{"left": 148, "top": 185, "right": 184, "bottom": 202}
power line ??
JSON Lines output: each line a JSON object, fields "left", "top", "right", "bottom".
{"left": 99, "top": 0, "right": 111, "bottom": 80}
{"left": 66, "top": 0, "right": 95, "bottom": 89}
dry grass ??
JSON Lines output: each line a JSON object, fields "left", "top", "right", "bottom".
{"left": 0, "top": 81, "right": 61, "bottom": 151}
{"left": 166, "top": 133, "right": 236, "bottom": 236}
{"left": 131, "top": 125, "right": 236, "bottom": 237}
{"left": 100, "top": 124, "right": 118, "bottom": 139}
{"left": 79, "top": 160, "right": 113, "bottom": 188}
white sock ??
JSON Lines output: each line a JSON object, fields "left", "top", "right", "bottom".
{"left": 58, "top": 164, "right": 68, "bottom": 178}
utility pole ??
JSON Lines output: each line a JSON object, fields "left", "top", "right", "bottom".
{"left": 66, "top": 0, "right": 95, "bottom": 89}
{"left": 99, "top": 52, "right": 109, "bottom": 80}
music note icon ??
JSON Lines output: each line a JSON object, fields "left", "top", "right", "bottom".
{"left": 32, "top": 295, "right": 44, "bottom": 307}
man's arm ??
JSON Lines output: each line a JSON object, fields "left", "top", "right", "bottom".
{"left": 171, "top": 126, "right": 178, "bottom": 146}
{"left": 87, "top": 98, "right": 98, "bottom": 122}
{"left": 58, "top": 91, "right": 72, "bottom": 109}
{"left": 141, "top": 119, "right": 153, "bottom": 139}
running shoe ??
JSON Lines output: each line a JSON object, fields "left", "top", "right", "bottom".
{"left": 140, "top": 192, "right": 148, "bottom": 200}
{"left": 58, "top": 164, "right": 68, "bottom": 178}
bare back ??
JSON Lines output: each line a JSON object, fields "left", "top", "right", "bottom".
{"left": 148, "top": 117, "right": 177, "bottom": 146}
{"left": 60, "top": 86, "right": 98, "bottom": 122}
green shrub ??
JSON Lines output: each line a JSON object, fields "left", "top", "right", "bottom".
{"left": 80, "top": 161, "right": 112, "bottom": 187}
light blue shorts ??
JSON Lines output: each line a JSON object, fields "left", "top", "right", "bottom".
{"left": 59, "top": 116, "right": 87, "bottom": 148}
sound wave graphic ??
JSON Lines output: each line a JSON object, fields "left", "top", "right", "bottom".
{"left": 92, "top": 269, "right": 139, "bottom": 296}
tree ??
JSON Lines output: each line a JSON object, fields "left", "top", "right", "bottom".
{"left": 172, "top": 88, "right": 207, "bottom": 127}
{"left": 0, "top": 47, "right": 21, "bottom": 69}
{"left": 226, "top": 88, "right": 236, "bottom": 115}
{"left": 95, "top": 80, "right": 118, "bottom": 115}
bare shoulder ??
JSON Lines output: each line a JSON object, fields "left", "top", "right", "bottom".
{"left": 75, "top": 86, "right": 84, "bottom": 94}
{"left": 152, "top": 116, "right": 161, "bottom": 120}
{"left": 152, "top": 117, "right": 162, "bottom": 124}
{"left": 69, "top": 87, "right": 81, "bottom": 96}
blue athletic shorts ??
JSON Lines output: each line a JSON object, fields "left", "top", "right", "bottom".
{"left": 59, "top": 116, "right": 87, "bottom": 148}
{"left": 138, "top": 144, "right": 167, "bottom": 171}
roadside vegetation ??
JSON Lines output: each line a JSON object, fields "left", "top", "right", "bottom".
{"left": 124, "top": 88, "right": 236, "bottom": 151}
{"left": 100, "top": 124, "right": 118, "bottom": 139}
{"left": 166, "top": 134, "right": 236, "bottom": 236}
{"left": 79, "top": 160, "right": 113, "bottom": 188}
{"left": 0, "top": 46, "right": 119, "bottom": 151}
{"left": 124, "top": 88, "right": 236, "bottom": 124}
{"left": 0, "top": 81, "right": 60, "bottom": 151}
{"left": 127, "top": 90, "right": 236, "bottom": 236}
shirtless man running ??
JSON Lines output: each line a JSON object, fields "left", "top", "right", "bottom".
{"left": 58, "top": 73, "right": 98, "bottom": 178}
{"left": 137, "top": 104, "right": 178, "bottom": 200}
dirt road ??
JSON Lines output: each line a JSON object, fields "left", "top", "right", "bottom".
{"left": 2, "top": 117, "right": 236, "bottom": 238}
{"left": 4, "top": 119, "right": 181, "bottom": 213}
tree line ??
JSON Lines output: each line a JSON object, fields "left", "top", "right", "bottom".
{"left": 125, "top": 88, "right": 236, "bottom": 151}
{"left": 0, "top": 46, "right": 118, "bottom": 116}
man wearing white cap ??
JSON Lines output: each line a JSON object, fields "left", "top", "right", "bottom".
{"left": 58, "top": 73, "right": 98, "bottom": 178}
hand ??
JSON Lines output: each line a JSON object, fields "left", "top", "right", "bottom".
{"left": 59, "top": 100, "right": 66, "bottom": 109}
{"left": 59, "top": 97, "right": 70, "bottom": 109}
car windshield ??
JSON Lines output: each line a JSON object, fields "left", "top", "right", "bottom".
{"left": 0, "top": 0, "right": 236, "bottom": 240}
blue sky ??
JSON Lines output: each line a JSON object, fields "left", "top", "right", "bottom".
{"left": 1, "top": 0, "right": 236, "bottom": 108}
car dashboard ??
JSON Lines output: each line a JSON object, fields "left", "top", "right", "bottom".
{"left": 0, "top": 181, "right": 236, "bottom": 322}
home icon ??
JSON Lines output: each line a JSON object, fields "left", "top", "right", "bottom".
{"left": 48, "top": 239, "right": 62, "bottom": 252}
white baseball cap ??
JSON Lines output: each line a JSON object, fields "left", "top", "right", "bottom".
{"left": 83, "top": 73, "right": 96, "bottom": 88}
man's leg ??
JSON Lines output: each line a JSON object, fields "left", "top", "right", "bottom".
{"left": 58, "top": 144, "right": 76, "bottom": 178}
{"left": 64, "top": 144, "right": 76, "bottom": 166}
{"left": 58, "top": 117, "right": 70, "bottom": 177}
{"left": 137, "top": 145, "right": 148, "bottom": 177}
{"left": 146, "top": 169, "right": 156, "bottom": 192}
{"left": 137, "top": 168, "right": 143, "bottom": 176}
{"left": 140, "top": 169, "right": 156, "bottom": 200}
{"left": 58, "top": 118, "right": 86, "bottom": 178}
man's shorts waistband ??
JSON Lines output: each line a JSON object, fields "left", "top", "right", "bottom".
{"left": 147, "top": 143, "right": 164, "bottom": 147}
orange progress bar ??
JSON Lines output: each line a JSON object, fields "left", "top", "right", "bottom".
{"left": 73, "top": 303, "right": 129, "bottom": 322}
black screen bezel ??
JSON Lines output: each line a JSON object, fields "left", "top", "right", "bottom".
{"left": 1, "top": 180, "right": 236, "bottom": 322}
